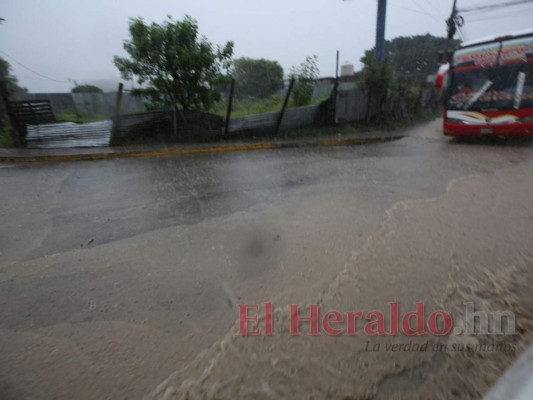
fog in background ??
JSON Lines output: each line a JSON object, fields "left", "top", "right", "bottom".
{"left": 2, "top": 0, "right": 532, "bottom": 93}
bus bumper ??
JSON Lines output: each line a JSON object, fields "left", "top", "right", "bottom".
{"left": 443, "top": 122, "right": 533, "bottom": 137}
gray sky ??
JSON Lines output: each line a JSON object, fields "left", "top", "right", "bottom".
{"left": 2, "top": 0, "right": 533, "bottom": 92}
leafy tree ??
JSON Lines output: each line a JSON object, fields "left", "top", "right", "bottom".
{"left": 232, "top": 58, "right": 284, "bottom": 99}
{"left": 71, "top": 84, "right": 103, "bottom": 93}
{"left": 114, "top": 15, "right": 233, "bottom": 133}
{"left": 289, "top": 55, "right": 319, "bottom": 107}
{"left": 363, "top": 34, "right": 460, "bottom": 83}
{"left": 0, "top": 57, "right": 27, "bottom": 95}
{"left": 358, "top": 34, "right": 458, "bottom": 122}
{"left": 358, "top": 54, "right": 395, "bottom": 94}
{"left": 358, "top": 54, "right": 396, "bottom": 122}
{"left": 0, "top": 57, "right": 27, "bottom": 145}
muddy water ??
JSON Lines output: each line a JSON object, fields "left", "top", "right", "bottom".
{"left": 150, "top": 162, "right": 533, "bottom": 400}
{"left": 2, "top": 122, "right": 533, "bottom": 400}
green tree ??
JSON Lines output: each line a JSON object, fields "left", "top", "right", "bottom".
{"left": 0, "top": 57, "right": 27, "bottom": 95}
{"left": 289, "top": 55, "right": 319, "bottom": 107}
{"left": 71, "top": 84, "right": 103, "bottom": 93}
{"left": 358, "top": 54, "right": 395, "bottom": 93}
{"left": 0, "top": 57, "right": 27, "bottom": 146}
{"left": 363, "top": 34, "right": 460, "bottom": 83}
{"left": 232, "top": 58, "right": 284, "bottom": 99}
{"left": 358, "top": 54, "right": 396, "bottom": 122}
{"left": 114, "top": 15, "right": 233, "bottom": 133}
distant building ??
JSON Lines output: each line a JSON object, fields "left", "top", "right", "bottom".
{"left": 340, "top": 63, "right": 355, "bottom": 77}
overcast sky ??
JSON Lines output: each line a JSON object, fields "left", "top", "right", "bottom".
{"left": 2, "top": 0, "right": 532, "bottom": 92}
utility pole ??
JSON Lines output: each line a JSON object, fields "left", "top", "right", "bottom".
{"left": 447, "top": 0, "right": 458, "bottom": 41}
{"left": 375, "top": 0, "right": 388, "bottom": 62}
{"left": 442, "top": 0, "right": 459, "bottom": 63}
{"left": 341, "top": 0, "right": 387, "bottom": 61}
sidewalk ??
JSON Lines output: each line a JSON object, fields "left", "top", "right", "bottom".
{"left": 0, "top": 129, "right": 406, "bottom": 163}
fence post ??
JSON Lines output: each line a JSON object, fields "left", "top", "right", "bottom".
{"left": 333, "top": 50, "right": 340, "bottom": 125}
{"left": 275, "top": 78, "right": 295, "bottom": 135}
{"left": 110, "top": 82, "right": 123, "bottom": 146}
{"left": 224, "top": 78, "right": 235, "bottom": 136}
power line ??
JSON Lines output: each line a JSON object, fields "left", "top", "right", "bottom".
{"left": 468, "top": 6, "right": 533, "bottom": 22}
{"left": 411, "top": 0, "right": 442, "bottom": 22}
{"left": 459, "top": 0, "right": 533, "bottom": 13}
{"left": 0, "top": 49, "right": 70, "bottom": 83}
{"left": 412, "top": 0, "right": 437, "bottom": 17}
{"left": 420, "top": 0, "right": 447, "bottom": 16}
{"left": 388, "top": 2, "right": 441, "bottom": 19}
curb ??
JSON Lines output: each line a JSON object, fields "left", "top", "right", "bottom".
{"left": 0, "top": 136, "right": 403, "bottom": 163}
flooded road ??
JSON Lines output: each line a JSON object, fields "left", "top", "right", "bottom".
{"left": 0, "top": 120, "right": 532, "bottom": 399}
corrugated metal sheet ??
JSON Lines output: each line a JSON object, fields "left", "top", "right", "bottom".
{"left": 26, "top": 121, "right": 112, "bottom": 149}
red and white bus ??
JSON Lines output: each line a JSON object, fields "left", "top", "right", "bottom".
{"left": 436, "top": 30, "right": 533, "bottom": 137}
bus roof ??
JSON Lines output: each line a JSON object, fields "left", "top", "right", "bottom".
{"left": 460, "top": 29, "right": 533, "bottom": 49}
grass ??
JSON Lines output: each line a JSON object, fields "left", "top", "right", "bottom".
{"left": 210, "top": 96, "right": 284, "bottom": 118}
{"left": 61, "top": 94, "right": 329, "bottom": 123}
{"left": 210, "top": 94, "right": 329, "bottom": 119}
{"left": 55, "top": 108, "right": 112, "bottom": 123}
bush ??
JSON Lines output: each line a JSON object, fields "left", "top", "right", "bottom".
{"left": 290, "top": 56, "right": 319, "bottom": 107}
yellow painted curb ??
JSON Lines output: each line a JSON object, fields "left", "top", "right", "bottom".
{"left": 0, "top": 136, "right": 401, "bottom": 163}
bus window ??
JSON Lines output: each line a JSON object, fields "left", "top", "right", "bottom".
{"left": 519, "top": 64, "right": 533, "bottom": 108}
{"left": 448, "top": 69, "right": 491, "bottom": 110}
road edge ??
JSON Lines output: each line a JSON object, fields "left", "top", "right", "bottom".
{"left": 0, "top": 136, "right": 403, "bottom": 163}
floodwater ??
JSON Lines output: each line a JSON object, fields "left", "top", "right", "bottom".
{"left": 150, "top": 160, "right": 533, "bottom": 400}
{"left": 0, "top": 120, "right": 532, "bottom": 399}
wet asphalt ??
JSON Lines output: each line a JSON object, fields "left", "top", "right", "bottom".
{"left": 1, "top": 120, "right": 532, "bottom": 399}
{"left": 2, "top": 124, "right": 530, "bottom": 265}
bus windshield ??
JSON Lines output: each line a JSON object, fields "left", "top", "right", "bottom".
{"left": 447, "top": 63, "right": 533, "bottom": 111}
{"left": 447, "top": 35, "right": 533, "bottom": 111}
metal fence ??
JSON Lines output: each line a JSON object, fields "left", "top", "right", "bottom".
{"left": 114, "top": 110, "right": 224, "bottom": 144}
{"left": 335, "top": 89, "right": 368, "bottom": 123}
{"left": 9, "top": 81, "right": 440, "bottom": 148}
{"left": 227, "top": 104, "right": 318, "bottom": 136}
